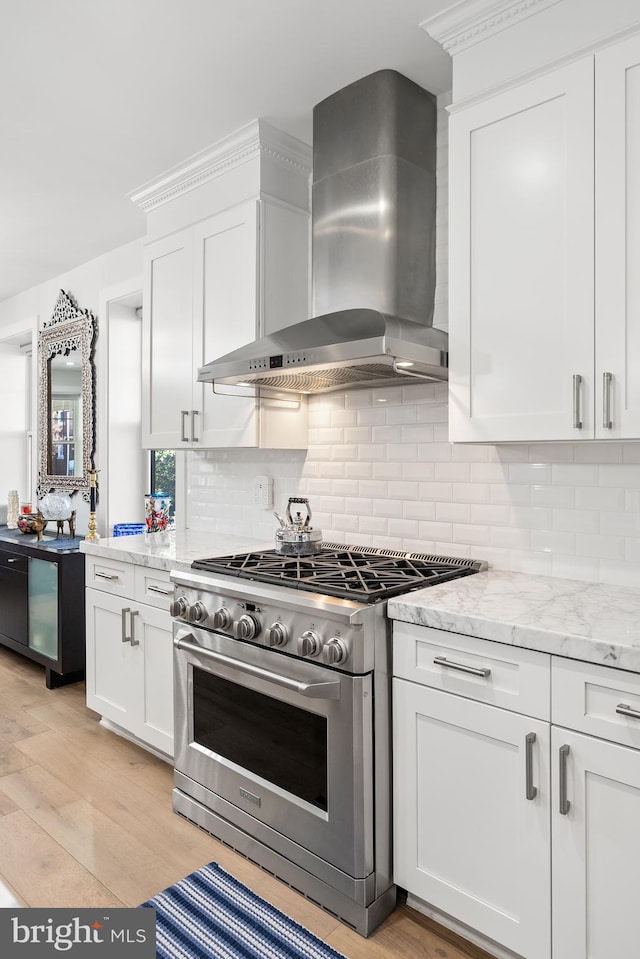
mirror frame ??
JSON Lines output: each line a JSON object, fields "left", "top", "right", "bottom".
{"left": 37, "top": 289, "right": 97, "bottom": 499}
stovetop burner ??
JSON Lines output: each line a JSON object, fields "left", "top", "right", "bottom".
{"left": 191, "top": 544, "right": 487, "bottom": 604}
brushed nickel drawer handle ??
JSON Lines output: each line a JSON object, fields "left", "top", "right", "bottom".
{"left": 525, "top": 732, "right": 537, "bottom": 801}
{"left": 559, "top": 744, "right": 571, "bottom": 815}
{"left": 616, "top": 703, "right": 640, "bottom": 721}
{"left": 96, "top": 571, "right": 119, "bottom": 581}
{"left": 433, "top": 656, "right": 491, "bottom": 678}
{"left": 147, "top": 585, "right": 172, "bottom": 595}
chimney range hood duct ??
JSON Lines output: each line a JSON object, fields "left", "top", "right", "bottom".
{"left": 198, "top": 69, "right": 448, "bottom": 396}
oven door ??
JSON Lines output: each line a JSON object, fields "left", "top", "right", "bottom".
{"left": 173, "top": 625, "right": 373, "bottom": 879}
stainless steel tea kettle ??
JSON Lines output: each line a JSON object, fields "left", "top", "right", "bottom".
{"left": 274, "top": 498, "right": 322, "bottom": 555}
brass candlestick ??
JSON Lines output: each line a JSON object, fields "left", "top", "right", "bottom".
{"left": 86, "top": 468, "right": 100, "bottom": 542}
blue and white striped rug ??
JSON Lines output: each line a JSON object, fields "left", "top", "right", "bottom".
{"left": 140, "top": 862, "right": 348, "bottom": 959}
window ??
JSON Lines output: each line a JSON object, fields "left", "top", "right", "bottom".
{"left": 150, "top": 450, "right": 176, "bottom": 521}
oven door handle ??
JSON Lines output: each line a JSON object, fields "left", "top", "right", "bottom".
{"left": 174, "top": 636, "right": 342, "bottom": 700}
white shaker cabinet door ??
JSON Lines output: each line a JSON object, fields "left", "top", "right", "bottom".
{"left": 142, "top": 228, "right": 194, "bottom": 448}
{"left": 595, "top": 33, "right": 640, "bottom": 438}
{"left": 193, "top": 201, "right": 260, "bottom": 448}
{"left": 393, "top": 679, "right": 551, "bottom": 959}
{"left": 552, "top": 726, "right": 640, "bottom": 959}
{"left": 449, "top": 57, "right": 594, "bottom": 442}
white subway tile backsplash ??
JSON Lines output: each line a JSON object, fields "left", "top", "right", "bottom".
{"left": 434, "top": 462, "right": 471, "bottom": 483}
{"left": 388, "top": 480, "right": 420, "bottom": 500}
{"left": 530, "top": 485, "right": 575, "bottom": 508}
{"left": 452, "top": 524, "right": 490, "bottom": 546}
{"left": 470, "top": 503, "right": 510, "bottom": 526}
{"left": 508, "top": 463, "right": 552, "bottom": 485}
{"left": 551, "top": 508, "right": 600, "bottom": 534}
{"left": 402, "top": 462, "right": 435, "bottom": 481}
{"left": 357, "top": 407, "right": 387, "bottom": 427}
{"left": 530, "top": 529, "right": 576, "bottom": 554}
{"left": 573, "top": 442, "right": 623, "bottom": 463}
{"left": 552, "top": 463, "right": 599, "bottom": 486}
{"left": 452, "top": 483, "right": 491, "bottom": 504}
{"left": 575, "top": 533, "right": 625, "bottom": 560}
{"left": 575, "top": 486, "right": 626, "bottom": 511}
{"left": 436, "top": 502, "right": 471, "bottom": 524}
{"left": 386, "top": 405, "right": 417, "bottom": 425}
{"left": 551, "top": 555, "right": 600, "bottom": 582}
{"left": 599, "top": 463, "right": 640, "bottom": 487}
{"left": 417, "top": 442, "right": 453, "bottom": 462}
{"left": 403, "top": 500, "right": 436, "bottom": 521}
{"left": 419, "top": 482, "right": 453, "bottom": 502}
{"left": 373, "top": 462, "right": 404, "bottom": 480}
{"left": 373, "top": 498, "right": 403, "bottom": 518}
{"left": 600, "top": 511, "right": 640, "bottom": 536}
{"left": 509, "top": 506, "right": 553, "bottom": 529}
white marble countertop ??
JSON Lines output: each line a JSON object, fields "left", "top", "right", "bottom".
{"left": 80, "top": 530, "right": 268, "bottom": 573}
{"left": 388, "top": 569, "right": 640, "bottom": 673}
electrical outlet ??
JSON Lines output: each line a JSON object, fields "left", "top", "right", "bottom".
{"left": 254, "top": 475, "right": 273, "bottom": 509}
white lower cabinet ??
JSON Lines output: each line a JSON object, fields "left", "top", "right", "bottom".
{"left": 394, "top": 624, "right": 640, "bottom": 959}
{"left": 393, "top": 625, "right": 551, "bottom": 959}
{"left": 85, "top": 557, "right": 174, "bottom": 758}
{"left": 551, "top": 658, "right": 640, "bottom": 958}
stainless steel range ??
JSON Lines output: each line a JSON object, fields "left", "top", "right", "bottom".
{"left": 170, "top": 545, "right": 486, "bottom": 936}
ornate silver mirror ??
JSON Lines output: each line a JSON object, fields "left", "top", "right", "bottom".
{"left": 37, "top": 289, "right": 97, "bottom": 498}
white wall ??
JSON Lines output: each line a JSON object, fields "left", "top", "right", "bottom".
{"left": 0, "top": 238, "right": 144, "bottom": 533}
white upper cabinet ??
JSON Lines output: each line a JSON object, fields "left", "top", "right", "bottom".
{"left": 133, "top": 120, "right": 311, "bottom": 450}
{"left": 449, "top": 58, "right": 594, "bottom": 442}
{"left": 443, "top": 10, "right": 640, "bottom": 442}
{"left": 595, "top": 32, "right": 640, "bottom": 438}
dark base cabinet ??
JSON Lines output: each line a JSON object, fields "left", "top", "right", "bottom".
{"left": 0, "top": 533, "right": 85, "bottom": 688}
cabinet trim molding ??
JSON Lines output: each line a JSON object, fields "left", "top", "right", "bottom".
{"left": 130, "top": 119, "right": 311, "bottom": 213}
{"left": 421, "top": 0, "right": 562, "bottom": 55}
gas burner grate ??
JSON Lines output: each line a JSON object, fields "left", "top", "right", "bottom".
{"left": 192, "top": 546, "right": 486, "bottom": 604}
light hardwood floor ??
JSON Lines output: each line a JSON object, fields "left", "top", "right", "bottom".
{"left": 0, "top": 644, "right": 493, "bottom": 959}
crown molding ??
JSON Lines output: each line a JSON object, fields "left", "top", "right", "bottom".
{"left": 129, "top": 119, "right": 312, "bottom": 213}
{"left": 421, "top": 0, "right": 563, "bottom": 55}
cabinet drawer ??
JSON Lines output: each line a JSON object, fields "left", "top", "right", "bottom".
{"left": 134, "top": 566, "right": 173, "bottom": 609}
{"left": 393, "top": 623, "right": 550, "bottom": 720}
{"left": 552, "top": 657, "right": 640, "bottom": 748}
{"left": 85, "top": 556, "right": 135, "bottom": 597}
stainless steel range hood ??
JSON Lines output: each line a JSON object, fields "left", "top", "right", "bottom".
{"left": 198, "top": 69, "right": 448, "bottom": 395}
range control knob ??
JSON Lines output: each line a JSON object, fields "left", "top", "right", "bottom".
{"left": 187, "top": 601, "right": 208, "bottom": 624}
{"left": 233, "top": 614, "right": 260, "bottom": 641}
{"left": 323, "top": 637, "right": 348, "bottom": 666}
{"left": 266, "top": 622, "right": 289, "bottom": 647}
{"left": 213, "top": 607, "right": 232, "bottom": 631}
{"left": 169, "top": 596, "right": 189, "bottom": 619}
{"left": 298, "top": 629, "right": 321, "bottom": 658}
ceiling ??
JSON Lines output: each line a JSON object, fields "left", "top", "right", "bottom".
{"left": 0, "top": 0, "right": 452, "bottom": 305}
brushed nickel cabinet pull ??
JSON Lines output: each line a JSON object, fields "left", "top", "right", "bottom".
{"left": 130, "top": 609, "right": 140, "bottom": 647}
{"left": 95, "top": 571, "right": 118, "bottom": 581}
{"left": 147, "top": 585, "right": 172, "bottom": 596}
{"left": 433, "top": 656, "right": 491, "bottom": 678}
{"left": 559, "top": 744, "right": 571, "bottom": 815}
{"left": 602, "top": 371, "right": 613, "bottom": 429}
{"left": 191, "top": 409, "right": 199, "bottom": 442}
{"left": 180, "top": 410, "right": 189, "bottom": 443}
{"left": 616, "top": 703, "right": 640, "bottom": 721}
{"left": 525, "top": 732, "right": 537, "bottom": 801}
{"left": 121, "top": 607, "right": 131, "bottom": 644}
{"left": 572, "top": 374, "right": 583, "bottom": 430}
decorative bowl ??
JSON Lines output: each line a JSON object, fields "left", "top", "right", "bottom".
{"left": 17, "top": 512, "right": 46, "bottom": 536}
